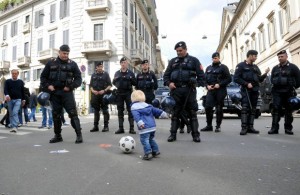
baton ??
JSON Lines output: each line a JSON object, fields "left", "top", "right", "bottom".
{"left": 245, "top": 88, "right": 253, "bottom": 110}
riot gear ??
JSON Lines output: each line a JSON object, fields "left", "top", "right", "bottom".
{"left": 37, "top": 92, "right": 51, "bottom": 107}
{"left": 288, "top": 96, "right": 300, "bottom": 111}
{"left": 152, "top": 98, "right": 160, "bottom": 108}
{"left": 136, "top": 70, "right": 158, "bottom": 104}
{"left": 161, "top": 96, "right": 176, "bottom": 113}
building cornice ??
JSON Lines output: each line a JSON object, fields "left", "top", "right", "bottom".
{"left": 0, "top": 0, "right": 39, "bottom": 21}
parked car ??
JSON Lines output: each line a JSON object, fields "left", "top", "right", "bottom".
{"left": 154, "top": 78, "right": 170, "bottom": 102}
{"left": 202, "top": 80, "right": 262, "bottom": 118}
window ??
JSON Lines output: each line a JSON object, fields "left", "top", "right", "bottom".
{"left": 23, "top": 71, "right": 30, "bottom": 82}
{"left": 63, "top": 29, "right": 69, "bottom": 45}
{"left": 125, "top": 26, "right": 128, "bottom": 47}
{"left": 12, "top": 46, "right": 17, "bottom": 62}
{"left": 251, "top": 33, "right": 256, "bottom": 50}
{"left": 124, "top": 0, "right": 128, "bottom": 15}
{"left": 60, "top": 0, "right": 70, "bottom": 19}
{"left": 258, "top": 24, "right": 266, "bottom": 52}
{"left": 37, "top": 38, "right": 43, "bottom": 52}
{"left": 267, "top": 12, "right": 276, "bottom": 45}
{"left": 50, "top": 4, "right": 56, "bottom": 23}
{"left": 94, "top": 24, "right": 103, "bottom": 41}
{"left": 35, "top": 10, "right": 44, "bottom": 28}
{"left": 1, "top": 49, "right": 6, "bottom": 60}
{"left": 3, "top": 25, "right": 7, "bottom": 40}
{"left": 24, "top": 42, "right": 29, "bottom": 56}
{"left": 138, "top": 17, "right": 141, "bottom": 35}
{"left": 49, "top": 34, "right": 55, "bottom": 48}
{"left": 278, "top": 1, "right": 290, "bottom": 35}
{"left": 103, "top": 61, "right": 109, "bottom": 73}
{"left": 25, "top": 15, "right": 30, "bottom": 23}
{"left": 130, "top": 3, "right": 134, "bottom": 23}
{"left": 145, "top": 30, "right": 149, "bottom": 45}
{"left": 130, "top": 33, "right": 134, "bottom": 48}
{"left": 11, "top": 21, "right": 18, "bottom": 37}
{"left": 33, "top": 68, "right": 43, "bottom": 81}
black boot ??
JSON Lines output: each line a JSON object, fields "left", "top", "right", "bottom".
{"left": 240, "top": 108, "right": 248, "bottom": 135}
{"left": 115, "top": 117, "right": 125, "bottom": 134}
{"left": 179, "top": 119, "right": 185, "bottom": 133}
{"left": 215, "top": 125, "right": 221, "bottom": 133}
{"left": 248, "top": 109, "right": 259, "bottom": 134}
{"left": 49, "top": 134, "right": 63, "bottom": 143}
{"left": 268, "top": 111, "right": 280, "bottom": 134}
{"left": 90, "top": 126, "right": 99, "bottom": 132}
{"left": 284, "top": 112, "right": 293, "bottom": 135}
{"left": 102, "top": 110, "right": 110, "bottom": 132}
{"left": 168, "top": 118, "right": 179, "bottom": 142}
{"left": 190, "top": 117, "right": 201, "bottom": 142}
{"left": 179, "top": 128, "right": 184, "bottom": 133}
{"left": 201, "top": 108, "right": 213, "bottom": 131}
{"left": 75, "top": 131, "right": 83, "bottom": 144}
{"left": 129, "top": 117, "right": 136, "bottom": 134}
{"left": 215, "top": 106, "right": 223, "bottom": 133}
{"left": 102, "top": 126, "right": 109, "bottom": 132}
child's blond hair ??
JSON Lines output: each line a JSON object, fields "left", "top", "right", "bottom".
{"left": 131, "top": 90, "right": 146, "bottom": 102}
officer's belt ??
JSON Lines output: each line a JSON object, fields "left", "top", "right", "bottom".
{"left": 176, "top": 83, "right": 188, "bottom": 88}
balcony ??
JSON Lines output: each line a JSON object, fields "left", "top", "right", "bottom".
{"left": 23, "top": 23, "right": 31, "bottom": 34}
{"left": 81, "top": 40, "right": 113, "bottom": 57}
{"left": 130, "top": 49, "right": 143, "bottom": 62}
{"left": 0, "top": 61, "right": 10, "bottom": 73}
{"left": 85, "top": 0, "right": 110, "bottom": 14}
{"left": 17, "top": 56, "right": 31, "bottom": 68}
{"left": 37, "top": 48, "right": 59, "bottom": 64}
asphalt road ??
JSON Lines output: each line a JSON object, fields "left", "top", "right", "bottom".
{"left": 0, "top": 113, "right": 300, "bottom": 195}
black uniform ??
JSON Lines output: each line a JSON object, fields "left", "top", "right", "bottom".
{"left": 234, "top": 61, "right": 267, "bottom": 135}
{"left": 89, "top": 71, "right": 112, "bottom": 132}
{"left": 113, "top": 69, "right": 137, "bottom": 134}
{"left": 163, "top": 54, "right": 205, "bottom": 142}
{"left": 40, "top": 56, "right": 82, "bottom": 143}
{"left": 268, "top": 61, "right": 300, "bottom": 134}
{"left": 201, "top": 62, "right": 231, "bottom": 132}
{"left": 135, "top": 70, "right": 158, "bottom": 104}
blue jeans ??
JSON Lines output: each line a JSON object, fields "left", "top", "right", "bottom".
{"left": 7, "top": 99, "right": 21, "bottom": 128}
{"left": 41, "top": 107, "right": 53, "bottom": 127}
{"left": 28, "top": 107, "right": 37, "bottom": 121}
{"left": 140, "top": 131, "right": 159, "bottom": 155}
{"left": 18, "top": 106, "right": 29, "bottom": 124}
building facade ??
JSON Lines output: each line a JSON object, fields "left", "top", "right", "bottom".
{"left": 0, "top": 0, "right": 164, "bottom": 111}
{"left": 218, "top": 0, "right": 300, "bottom": 73}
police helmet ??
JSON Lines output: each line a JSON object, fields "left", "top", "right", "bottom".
{"left": 37, "top": 92, "right": 51, "bottom": 106}
{"left": 160, "top": 96, "right": 176, "bottom": 113}
{"left": 288, "top": 96, "right": 300, "bottom": 111}
{"left": 152, "top": 98, "right": 160, "bottom": 108}
{"left": 103, "top": 93, "right": 117, "bottom": 105}
{"left": 229, "top": 92, "right": 242, "bottom": 104}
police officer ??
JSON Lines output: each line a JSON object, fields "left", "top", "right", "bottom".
{"left": 135, "top": 59, "right": 158, "bottom": 104}
{"left": 268, "top": 50, "right": 300, "bottom": 135}
{"left": 89, "top": 62, "right": 112, "bottom": 132}
{"left": 40, "top": 45, "right": 83, "bottom": 143}
{"left": 163, "top": 41, "right": 205, "bottom": 142}
{"left": 201, "top": 52, "right": 231, "bottom": 133}
{"left": 113, "top": 57, "right": 137, "bottom": 134}
{"left": 234, "top": 50, "right": 270, "bottom": 135}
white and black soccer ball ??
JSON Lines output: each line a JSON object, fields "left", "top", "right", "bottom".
{"left": 119, "top": 136, "right": 136, "bottom": 153}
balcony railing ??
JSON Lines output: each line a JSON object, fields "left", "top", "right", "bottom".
{"left": 82, "top": 40, "right": 112, "bottom": 56}
{"left": 130, "top": 49, "right": 143, "bottom": 61}
{"left": 37, "top": 48, "right": 59, "bottom": 64}
{"left": 17, "top": 56, "right": 31, "bottom": 68}
{"left": 0, "top": 60, "right": 10, "bottom": 69}
{"left": 85, "top": 0, "right": 110, "bottom": 13}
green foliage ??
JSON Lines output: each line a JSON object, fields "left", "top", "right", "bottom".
{"left": 0, "top": 0, "right": 9, "bottom": 11}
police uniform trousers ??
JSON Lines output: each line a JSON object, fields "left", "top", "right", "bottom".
{"left": 204, "top": 88, "right": 227, "bottom": 127}
{"left": 240, "top": 88, "right": 259, "bottom": 130}
{"left": 91, "top": 94, "right": 109, "bottom": 128}
{"left": 143, "top": 90, "right": 155, "bottom": 105}
{"left": 50, "top": 90, "right": 81, "bottom": 136}
{"left": 170, "top": 86, "right": 199, "bottom": 138}
{"left": 116, "top": 91, "right": 134, "bottom": 131}
{"left": 271, "top": 91, "right": 294, "bottom": 131}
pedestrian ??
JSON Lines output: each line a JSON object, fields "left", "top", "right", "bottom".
{"left": 268, "top": 50, "right": 300, "bottom": 135}
{"left": 233, "top": 50, "right": 270, "bottom": 135}
{"left": 18, "top": 87, "right": 30, "bottom": 126}
{"left": 113, "top": 57, "right": 137, "bottom": 134}
{"left": 131, "top": 90, "right": 168, "bottom": 160}
{"left": 4, "top": 69, "right": 26, "bottom": 133}
{"left": 89, "top": 62, "right": 112, "bottom": 132}
{"left": 40, "top": 44, "right": 83, "bottom": 143}
{"left": 0, "top": 100, "right": 10, "bottom": 127}
{"left": 38, "top": 106, "right": 53, "bottom": 129}
{"left": 201, "top": 52, "right": 231, "bottom": 133}
{"left": 28, "top": 91, "right": 38, "bottom": 122}
{"left": 135, "top": 59, "right": 158, "bottom": 104}
{"left": 163, "top": 41, "right": 205, "bottom": 142}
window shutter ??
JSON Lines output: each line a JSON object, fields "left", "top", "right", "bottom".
{"left": 11, "top": 22, "right": 13, "bottom": 37}
{"left": 35, "top": 11, "right": 39, "bottom": 28}
{"left": 33, "top": 69, "right": 37, "bottom": 81}
{"left": 50, "top": 4, "right": 56, "bottom": 22}
{"left": 3, "top": 25, "right": 7, "bottom": 40}
{"left": 60, "top": 1, "right": 64, "bottom": 19}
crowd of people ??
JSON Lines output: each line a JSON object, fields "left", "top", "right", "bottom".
{"left": 2, "top": 43, "right": 300, "bottom": 160}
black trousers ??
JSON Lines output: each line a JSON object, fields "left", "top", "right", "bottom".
{"left": 116, "top": 91, "right": 134, "bottom": 129}
{"left": 91, "top": 94, "right": 109, "bottom": 127}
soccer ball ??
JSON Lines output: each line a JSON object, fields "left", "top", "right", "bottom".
{"left": 119, "top": 136, "right": 136, "bottom": 153}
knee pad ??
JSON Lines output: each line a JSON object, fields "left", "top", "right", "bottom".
{"left": 68, "top": 109, "right": 78, "bottom": 118}
{"left": 52, "top": 110, "right": 62, "bottom": 119}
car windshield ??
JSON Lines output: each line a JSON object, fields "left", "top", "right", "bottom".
{"left": 157, "top": 79, "right": 164, "bottom": 88}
